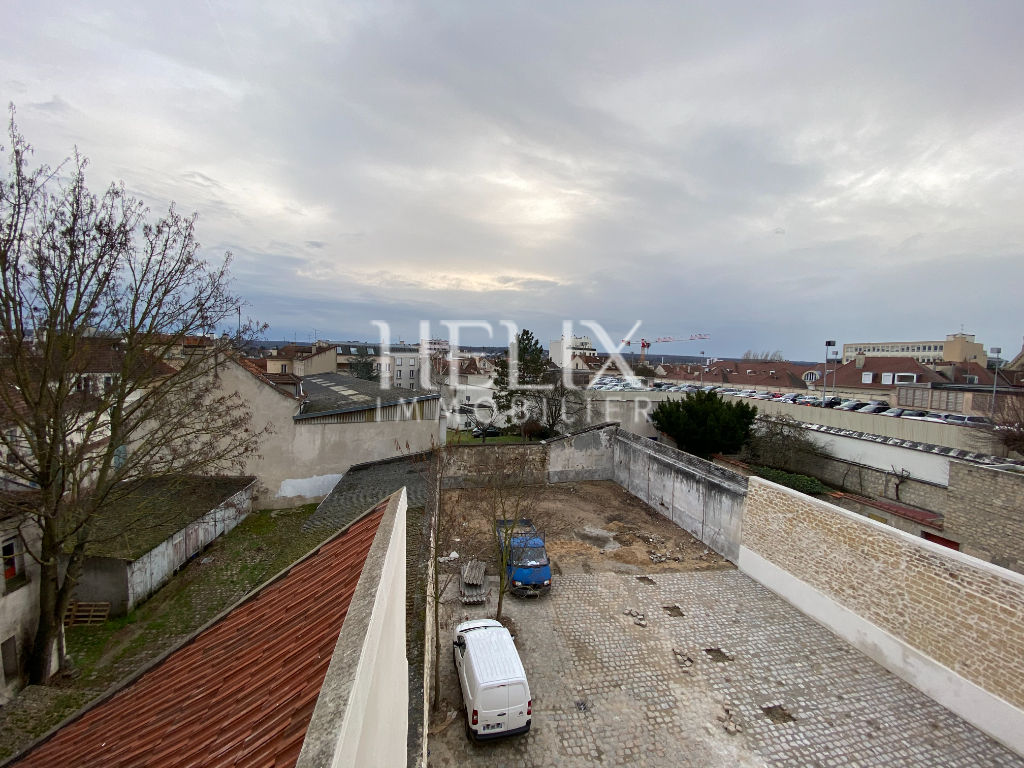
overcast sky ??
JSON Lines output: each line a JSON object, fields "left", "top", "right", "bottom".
{"left": 3, "top": 1, "right": 1022, "bottom": 360}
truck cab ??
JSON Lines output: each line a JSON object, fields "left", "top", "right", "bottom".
{"left": 496, "top": 519, "right": 552, "bottom": 597}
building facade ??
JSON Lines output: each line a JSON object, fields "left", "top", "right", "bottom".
{"left": 842, "top": 332, "right": 986, "bottom": 365}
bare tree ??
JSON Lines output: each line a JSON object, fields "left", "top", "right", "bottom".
{"left": 478, "top": 449, "right": 543, "bottom": 622}
{"left": 993, "top": 393, "right": 1024, "bottom": 456}
{"left": 0, "top": 111, "right": 267, "bottom": 682}
{"left": 740, "top": 414, "right": 821, "bottom": 471}
{"left": 531, "top": 373, "right": 586, "bottom": 436}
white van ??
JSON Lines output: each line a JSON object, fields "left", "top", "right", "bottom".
{"left": 453, "top": 619, "right": 532, "bottom": 740}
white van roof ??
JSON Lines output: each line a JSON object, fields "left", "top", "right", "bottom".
{"left": 457, "top": 620, "right": 526, "bottom": 685}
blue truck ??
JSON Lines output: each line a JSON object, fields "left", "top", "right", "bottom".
{"left": 495, "top": 519, "right": 552, "bottom": 597}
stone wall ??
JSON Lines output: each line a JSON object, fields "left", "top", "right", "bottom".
{"left": 443, "top": 443, "right": 548, "bottom": 487}
{"left": 739, "top": 477, "right": 1024, "bottom": 753}
{"left": 945, "top": 463, "right": 1024, "bottom": 571}
{"left": 612, "top": 430, "right": 748, "bottom": 561}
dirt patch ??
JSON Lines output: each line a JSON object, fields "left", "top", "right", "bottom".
{"left": 442, "top": 481, "right": 733, "bottom": 578}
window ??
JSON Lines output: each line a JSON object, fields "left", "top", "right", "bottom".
{"left": 396, "top": 358, "right": 402, "bottom": 365}
{"left": 407, "top": 357, "right": 415, "bottom": 366}
{"left": 409, "top": 369, "right": 416, "bottom": 381}
{"left": 75, "top": 376, "right": 92, "bottom": 393}
{"left": 3, "top": 536, "right": 26, "bottom": 591}
{"left": 350, "top": 347, "right": 358, "bottom": 355}
{"left": 396, "top": 370, "right": 402, "bottom": 379}
{"left": 281, "top": 364, "right": 288, "bottom": 373}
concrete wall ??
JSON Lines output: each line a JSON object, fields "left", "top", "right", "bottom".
{"left": 297, "top": 488, "right": 407, "bottom": 768}
{"left": 612, "top": 430, "right": 748, "bottom": 562}
{"left": 124, "top": 481, "right": 255, "bottom": 613}
{"left": 545, "top": 423, "right": 617, "bottom": 483}
{"left": 581, "top": 390, "right": 1006, "bottom": 455}
{"left": 73, "top": 556, "right": 130, "bottom": 615}
{"left": 803, "top": 429, "right": 951, "bottom": 485}
{"left": 738, "top": 477, "right": 1024, "bottom": 755}
{"left": 742, "top": 398, "right": 1005, "bottom": 454}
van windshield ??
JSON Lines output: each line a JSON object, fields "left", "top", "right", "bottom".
{"left": 512, "top": 546, "right": 548, "bottom": 567}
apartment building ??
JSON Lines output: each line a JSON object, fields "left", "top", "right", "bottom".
{"left": 842, "top": 332, "right": 986, "bottom": 365}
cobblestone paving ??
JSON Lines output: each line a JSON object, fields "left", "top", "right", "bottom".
{"left": 428, "top": 570, "right": 1023, "bottom": 768}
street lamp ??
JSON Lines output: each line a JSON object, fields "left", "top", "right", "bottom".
{"left": 699, "top": 350, "right": 705, "bottom": 386}
{"left": 824, "top": 340, "right": 836, "bottom": 398}
{"left": 990, "top": 347, "right": 1002, "bottom": 418}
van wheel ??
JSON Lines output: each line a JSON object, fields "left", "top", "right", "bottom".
{"left": 465, "top": 719, "right": 475, "bottom": 742}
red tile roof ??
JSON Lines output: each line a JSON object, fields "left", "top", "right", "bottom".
{"left": 13, "top": 502, "right": 388, "bottom": 768}
{"left": 829, "top": 357, "right": 946, "bottom": 390}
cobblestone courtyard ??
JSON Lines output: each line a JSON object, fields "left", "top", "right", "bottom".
{"left": 428, "top": 569, "right": 1023, "bottom": 768}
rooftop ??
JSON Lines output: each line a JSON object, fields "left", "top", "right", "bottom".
{"left": 77, "top": 476, "right": 255, "bottom": 560}
{"left": 13, "top": 498, "right": 389, "bottom": 768}
{"left": 297, "top": 372, "right": 438, "bottom": 419}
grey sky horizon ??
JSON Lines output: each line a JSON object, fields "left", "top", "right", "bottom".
{"left": 3, "top": 1, "right": 1022, "bottom": 361}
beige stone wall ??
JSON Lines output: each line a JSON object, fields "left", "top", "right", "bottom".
{"left": 444, "top": 444, "right": 548, "bottom": 487}
{"left": 945, "top": 463, "right": 1024, "bottom": 572}
{"left": 742, "top": 478, "right": 1024, "bottom": 712}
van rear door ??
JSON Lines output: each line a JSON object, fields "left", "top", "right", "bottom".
{"left": 506, "top": 681, "right": 530, "bottom": 730}
{"left": 476, "top": 684, "right": 509, "bottom": 735}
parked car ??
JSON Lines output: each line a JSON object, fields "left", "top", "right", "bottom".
{"left": 879, "top": 408, "right": 907, "bottom": 417}
{"left": 472, "top": 426, "right": 501, "bottom": 438}
{"left": 943, "top": 414, "right": 967, "bottom": 425}
{"left": 800, "top": 397, "right": 823, "bottom": 407}
{"left": 856, "top": 404, "right": 890, "bottom": 414}
{"left": 820, "top": 397, "right": 843, "bottom": 408}
{"left": 453, "top": 619, "right": 532, "bottom": 741}
{"left": 896, "top": 410, "right": 927, "bottom": 419}
{"left": 903, "top": 412, "right": 948, "bottom": 423}
{"left": 963, "top": 415, "right": 994, "bottom": 428}
{"left": 835, "top": 400, "right": 867, "bottom": 411}
{"left": 777, "top": 393, "right": 800, "bottom": 403}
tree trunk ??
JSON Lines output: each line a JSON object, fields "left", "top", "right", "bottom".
{"left": 28, "top": 558, "right": 61, "bottom": 684}
{"left": 495, "top": 582, "right": 505, "bottom": 622}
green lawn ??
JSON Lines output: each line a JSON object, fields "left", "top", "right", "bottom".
{"left": 446, "top": 431, "right": 538, "bottom": 445}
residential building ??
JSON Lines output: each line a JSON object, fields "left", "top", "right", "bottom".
{"left": 263, "top": 343, "right": 336, "bottom": 377}
{"left": 842, "top": 332, "right": 986, "bottom": 365}
{"left": 228, "top": 362, "right": 442, "bottom": 507}
{"left": 550, "top": 333, "right": 596, "bottom": 367}
{"left": 1, "top": 509, "right": 58, "bottom": 704}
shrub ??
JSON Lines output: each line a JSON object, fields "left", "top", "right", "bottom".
{"left": 752, "top": 466, "right": 829, "bottom": 495}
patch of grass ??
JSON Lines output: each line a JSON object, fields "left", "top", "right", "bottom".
{"left": 446, "top": 432, "right": 534, "bottom": 445}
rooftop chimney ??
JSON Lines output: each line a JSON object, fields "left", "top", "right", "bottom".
{"left": 855, "top": 354, "right": 866, "bottom": 369}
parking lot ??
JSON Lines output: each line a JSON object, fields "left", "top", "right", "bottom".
{"left": 427, "top": 482, "right": 1023, "bottom": 768}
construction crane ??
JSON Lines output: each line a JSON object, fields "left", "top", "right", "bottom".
{"left": 620, "top": 334, "right": 710, "bottom": 364}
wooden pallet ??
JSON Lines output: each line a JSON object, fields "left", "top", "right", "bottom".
{"left": 63, "top": 601, "right": 111, "bottom": 627}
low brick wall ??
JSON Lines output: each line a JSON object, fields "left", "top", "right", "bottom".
{"left": 739, "top": 477, "right": 1024, "bottom": 753}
